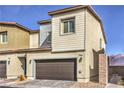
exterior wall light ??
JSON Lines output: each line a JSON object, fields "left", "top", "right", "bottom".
{"left": 8, "top": 58, "right": 10, "bottom": 65}
{"left": 78, "top": 54, "right": 83, "bottom": 63}
{"left": 79, "top": 70, "right": 82, "bottom": 74}
{"left": 79, "top": 57, "right": 82, "bottom": 63}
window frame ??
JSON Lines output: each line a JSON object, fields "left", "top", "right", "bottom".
{"left": 0, "top": 31, "right": 8, "bottom": 44}
{"left": 61, "top": 17, "right": 75, "bottom": 35}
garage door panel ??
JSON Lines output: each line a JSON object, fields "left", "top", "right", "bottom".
{"left": 36, "top": 59, "right": 76, "bottom": 81}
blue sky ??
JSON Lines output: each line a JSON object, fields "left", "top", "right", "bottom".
{"left": 0, "top": 5, "right": 123, "bottom": 55}
{"left": 92, "top": 5, "right": 124, "bottom": 55}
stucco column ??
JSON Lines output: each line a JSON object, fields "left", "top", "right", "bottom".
{"left": 77, "top": 53, "right": 90, "bottom": 82}
{"left": 27, "top": 59, "right": 35, "bottom": 80}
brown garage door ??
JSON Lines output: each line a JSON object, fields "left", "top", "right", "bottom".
{"left": 36, "top": 59, "right": 76, "bottom": 81}
{"left": 0, "top": 61, "right": 6, "bottom": 78}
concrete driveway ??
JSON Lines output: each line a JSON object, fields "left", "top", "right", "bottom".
{"left": 4, "top": 80, "right": 75, "bottom": 88}
{"left": 0, "top": 79, "right": 106, "bottom": 88}
{"left": 0, "top": 79, "right": 17, "bottom": 88}
{"left": 1, "top": 79, "right": 124, "bottom": 88}
{"left": 23, "top": 80, "right": 75, "bottom": 88}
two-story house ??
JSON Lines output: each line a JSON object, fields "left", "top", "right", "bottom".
{"left": 0, "top": 5, "right": 106, "bottom": 82}
{"left": 26, "top": 5, "right": 106, "bottom": 82}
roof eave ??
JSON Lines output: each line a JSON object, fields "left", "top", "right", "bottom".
{"left": 86, "top": 6, "right": 107, "bottom": 44}
{"left": 15, "top": 23, "right": 32, "bottom": 32}
{"left": 38, "top": 19, "right": 51, "bottom": 25}
{"left": 48, "top": 5, "right": 87, "bottom": 16}
{"left": 0, "top": 22, "right": 32, "bottom": 32}
{"left": 0, "top": 48, "right": 51, "bottom": 54}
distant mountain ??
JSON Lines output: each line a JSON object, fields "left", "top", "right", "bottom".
{"left": 109, "top": 54, "right": 124, "bottom": 66}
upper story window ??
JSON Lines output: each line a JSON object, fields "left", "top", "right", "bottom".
{"left": 61, "top": 17, "right": 75, "bottom": 34}
{"left": 0, "top": 32, "right": 8, "bottom": 44}
{"left": 47, "top": 32, "right": 51, "bottom": 42}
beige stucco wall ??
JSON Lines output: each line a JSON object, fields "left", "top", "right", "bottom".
{"left": 0, "top": 50, "right": 88, "bottom": 82}
{"left": 30, "top": 33, "right": 39, "bottom": 48}
{"left": 85, "top": 9, "right": 106, "bottom": 80}
{"left": 0, "top": 50, "right": 89, "bottom": 82}
{"left": 0, "top": 25, "right": 30, "bottom": 50}
{"left": 52, "top": 9, "right": 85, "bottom": 52}
{"left": 0, "top": 53, "right": 25, "bottom": 79}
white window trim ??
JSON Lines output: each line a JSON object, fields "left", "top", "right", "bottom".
{"left": 61, "top": 18, "right": 75, "bottom": 35}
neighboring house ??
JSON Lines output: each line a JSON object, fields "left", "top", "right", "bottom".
{"left": 0, "top": 22, "right": 39, "bottom": 79}
{"left": 0, "top": 5, "right": 106, "bottom": 82}
{"left": 0, "top": 22, "right": 31, "bottom": 50}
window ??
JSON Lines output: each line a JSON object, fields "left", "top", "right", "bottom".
{"left": 47, "top": 32, "right": 51, "bottom": 42}
{"left": 64, "top": 21, "right": 68, "bottom": 33}
{"left": 61, "top": 17, "right": 75, "bottom": 34}
{"left": 0, "top": 32, "right": 8, "bottom": 44}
